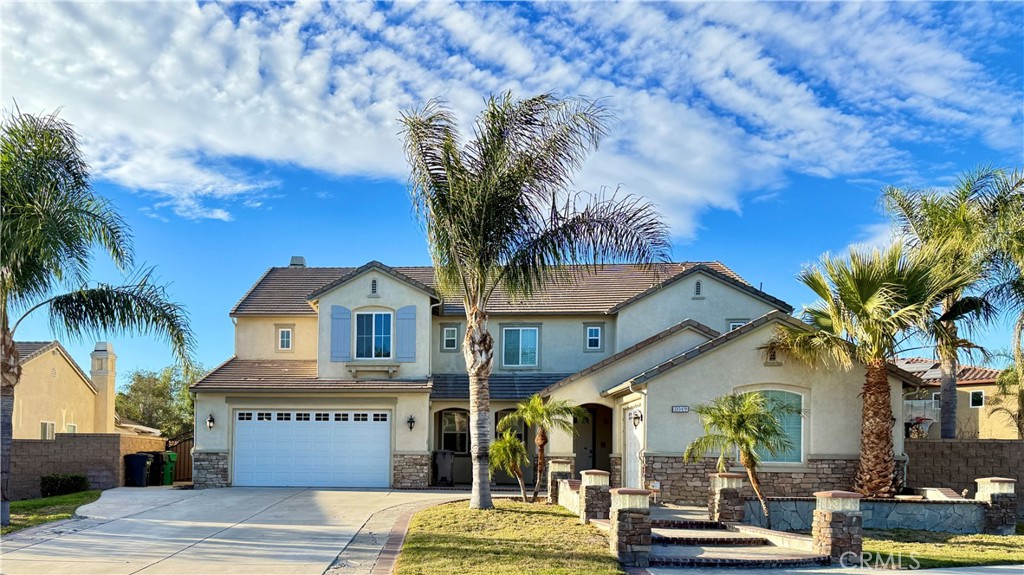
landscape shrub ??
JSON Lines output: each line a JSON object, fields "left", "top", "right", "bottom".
{"left": 40, "top": 473, "right": 90, "bottom": 498}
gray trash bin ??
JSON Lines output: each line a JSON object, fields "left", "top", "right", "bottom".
{"left": 432, "top": 450, "right": 454, "bottom": 486}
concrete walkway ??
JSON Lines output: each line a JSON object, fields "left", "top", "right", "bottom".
{"left": 0, "top": 486, "right": 460, "bottom": 575}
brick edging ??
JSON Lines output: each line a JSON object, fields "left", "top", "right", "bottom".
{"left": 370, "top": 505, "right": 422, "bottom": 574}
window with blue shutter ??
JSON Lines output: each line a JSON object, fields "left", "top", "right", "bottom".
{"left": 396, "top": 305, "right": 416, "bottom": 362}
{"left": 331, "top": 306, "right": 352, "bottom": 362}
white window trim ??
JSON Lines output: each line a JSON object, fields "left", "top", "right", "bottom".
{"left": 727, "top": 319, "right": 748, "bottom": 332}
{"left": 277, "top": 327, "right": 293, "bottom": 351}
{"left": 40, "top": 421, "right": 56, "bottom": 440}
{"left": 501, "top": 325, "right": 540, "bottom": 368}
{"left": 969, "top": 390, "right": 985, "bottom": 408}
{"left": 441, "top": 325, "right": 460, "bottom": 352}
{"left": 932, "top": 392, "right": 941, "bottom": 402}
{"left": 355, "top": 311, "right": 393, "bottom": 359}
{"left": 583, "top": 322, "right": 605, "bottom": 352}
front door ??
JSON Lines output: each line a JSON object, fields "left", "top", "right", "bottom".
{"left": 574, "top": 410, "right": 595, "bottom": 473}
{"left": 623, "top": 407, "right": 643, "bottom": 488}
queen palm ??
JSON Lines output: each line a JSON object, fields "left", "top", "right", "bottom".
{"left": 987, "top": 169, "right": 1024, "bottom": 385}
{"left": 767, "top": 244, "right": 970, "bottom": 497}
{"left": 683, "top": 392, "right": 801, "bottom": 530}
{"left": 400, "top": 92, "right": 670, "bottom": 509}
{"left": 489, "top": 430, "right": 531, "bottom": 503}
{"left": 1, "top": 109, "right": 194, "bottom": 525}
{"left": 883, "top": 167, "right": 1004, "bottom": 438}
{"left": 498, "top": 394, "right": 588, "bottom": 502}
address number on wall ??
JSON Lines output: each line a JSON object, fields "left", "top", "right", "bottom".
{"left": 671, "top": 405, "right": 690, "bottom": 413}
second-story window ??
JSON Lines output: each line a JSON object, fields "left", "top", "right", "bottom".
{"left": 728, "top": 320, "right": 747, "bottom": 332}
{"left": 442, "top": 326, "right": 458, "bottom": 350}
{"left": 586, "top": 325, "right": 602, "bottom": 350}
{"left": 356, "top": 312, "right": 392, "bottom": 359}
{"left": 278, "top": 328, "right": 293, "bottom": 350}
{"left": 503, "top": 326, "right": 538, "bottom": 367}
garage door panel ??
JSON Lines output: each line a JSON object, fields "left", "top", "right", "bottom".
{"left": 233, "top": 410, "right": 391, "bottom": 487}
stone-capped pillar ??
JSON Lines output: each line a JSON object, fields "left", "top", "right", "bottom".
{"left": 975, "top": 477, "right": 1017, "bottom": 535}
{"left": 579, "top": 469, "right": 611, "bottom": 524}
{"left": 812, "top": 491, "right": 863, "bottom": 563}
{"left": 90, "top": 342, "right": 117, "bottom": 433}
{"left": 609, "top": 488, "right": 652, "bottom": 567}
{"left": 707, "top": 472, "right": 746, "bottom": 523}
{"left": 547, "top": 458, "right": 572, "bottom": 504}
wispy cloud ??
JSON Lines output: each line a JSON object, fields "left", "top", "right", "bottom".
{"left": 2, "top": 2, "right": 1020, "bottom": 229}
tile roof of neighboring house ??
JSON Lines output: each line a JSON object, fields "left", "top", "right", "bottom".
{"left": 601, "top": 311, "right": 922, "bottom": 396}
{"left": 893, "top": 358, "right": 1002, "bottom": 386}
{"left": 231, "top": 261, "right": 789, "bottom": 317}
{"left": 431, "top": 372, "right": 573, "bottom": 400}
{"left": 14, "top": 340, "right": 96, "bottom": 393}
{"left": 190, "top": 358, "right": 431, "bottom": 392}
{"left": 539, "top": 319, "right": 720, "bottom": 397}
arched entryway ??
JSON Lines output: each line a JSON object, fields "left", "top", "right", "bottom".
{"left": 573, "top": 404, "right": 613, "bottom": 474}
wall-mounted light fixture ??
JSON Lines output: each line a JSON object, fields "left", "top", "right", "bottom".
{"left": 407, "top": 415, "right": 416, "bottom": 431}
{"left": 206, "top": 414, "right": 215, "bottom": 430}
{"left": 631, "top": 411, "right": 643, "bottom": 429}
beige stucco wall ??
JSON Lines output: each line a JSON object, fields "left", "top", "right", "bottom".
{"left": 13, "top": 351, "right": 98, "bottom": 439}
{"left": 615, "top": 272, "right": 780, "bottom": 351}
{"left": 234, "top": 316, "right": 318, "bottom": 360}
{"left": 315, "top": 270, "right": 433, "bottom": 379}
{"left": 906, "top": 384, "right": 1019, "bottom": 440}
{"left": 431, "top": 314, "right": 618, "bottom": 376}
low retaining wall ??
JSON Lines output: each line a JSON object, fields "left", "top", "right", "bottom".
{"left": 744, "top": 497, "right": 988, "bottom": 534}
{"left": 10, "top": 433, "right": 166, "bottom": 499}
{"left": 906, "top": 440, "right": 1024, "bottom": 514}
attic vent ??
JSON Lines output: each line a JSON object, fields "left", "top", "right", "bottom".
{"left": 289, "top": 256, "right": 306, "bottom": 268}
{"left": 371, "top": 279, "right": 378, "bottom": 294}
{"left": 694, "top": 280, "right": 702, "bottom": 297}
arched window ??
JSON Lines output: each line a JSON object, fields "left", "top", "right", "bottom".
{"left": 756, "top": 390, "right": 802, "bottom": 463}
{"left": 495, "top": 409, "right": 525, "bottom": 441}
{"left": 694, "top": 280, "right": 702, "bottom": 297}
{"left": 439, "top": 409, "right": 469, "bottom": 453}
{"left": 370, "top": 279, "right": 378, "bottom": 295}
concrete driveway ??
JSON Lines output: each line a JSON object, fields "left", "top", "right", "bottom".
{"left": 0, "top": 487, "right": 460, "bottom": 575}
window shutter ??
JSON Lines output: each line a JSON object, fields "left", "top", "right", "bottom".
{"left": 396, "top": 305, "right": 416, "bottom": 363}
{"left": 331, "top": 306, "right": 351, "bottom": 362}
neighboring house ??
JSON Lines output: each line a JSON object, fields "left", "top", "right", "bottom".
{"left": 191, "top": 257, "right": 915, "bottom": 503}
{"left": 13, "top": 340, "right": 159, "bottom": 438}
{"left": 899, "top": 358, "right": 1018, "bottom": 440}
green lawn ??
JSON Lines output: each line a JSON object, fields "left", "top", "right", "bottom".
{"left": 861, "top": 523, "right": 1024, "bottom": 569}
{"left": 1, "top": 490, "right": 101, "bottom": 535}
{"left": 395, "top": 499, "right": 623, "bottom": 575}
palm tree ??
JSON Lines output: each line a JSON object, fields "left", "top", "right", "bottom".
{"left": 498, "top": 394, "right": 588, "bottom": 502}
{"left": 683, "top": 392, "right": 801, "bottom": 530}
{"left": 400, "top": 92, "right": 670, "bottom": 509}
{"left": 883, "top": 168, "right": 1004, "bottom": 439}
{"left": 767, "top": 244, "right": 970, "bottom": 498}
{"left": 490, "top": 430, "right": 531, "bottom": 503}
{"left": 987, "top": 169, "right": 1024, "bottom": 387}
{"left": 1, "top": 108, "right": 194, "bottom": 525}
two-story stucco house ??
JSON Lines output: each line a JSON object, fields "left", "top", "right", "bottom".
{"left": 191, "top": 257, "right": 915, "bottom": 503}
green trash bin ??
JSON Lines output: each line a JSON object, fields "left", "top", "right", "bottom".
{"left": 162, "top": 451, "right": 177, "bottom": 485}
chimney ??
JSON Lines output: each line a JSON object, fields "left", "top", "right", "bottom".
{"left": 91, "top": 342, "right": 116, "bottom": 433}
{"left": 289, "top": 256, "right": 306, "bottom": 268}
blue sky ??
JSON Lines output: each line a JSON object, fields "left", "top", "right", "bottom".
{"left": 3, "top": 1, "right": 1023, "bottom": 387}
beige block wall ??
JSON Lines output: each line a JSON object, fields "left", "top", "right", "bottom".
{"left": 431, "top": 314, "right": 620, "bottom": 376}
{"left": 643, "top": 322, "right": 905, "bottom": 461}
{"left": 13, "top": 352, "right": 98, "bottom": 439}
{"left": 615, "top": 272, "right": 779, "bottom": 351}
{"left": 316, "top": 270, "right": 433, "bottom": 379}
{"left": 234, "top": 316, "right": 318, "bottom": 360}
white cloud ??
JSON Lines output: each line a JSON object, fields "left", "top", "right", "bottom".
{"left": 2, "top": 2, "right": 1020, "bottom": 229}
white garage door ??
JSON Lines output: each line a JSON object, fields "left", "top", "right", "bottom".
{"left": 233, "top": 410, "right": 391, "bottom": 487}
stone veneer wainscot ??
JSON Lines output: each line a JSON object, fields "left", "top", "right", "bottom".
{"left": 193, "top": 452, "right": 230, "bottom": 488}
{"left": 392, "top": 454, "right": 430, "bottom": 489}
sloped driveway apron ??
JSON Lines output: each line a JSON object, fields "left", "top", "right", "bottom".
{"left": 0, "top": 487, "right": 457, "bottom": 575}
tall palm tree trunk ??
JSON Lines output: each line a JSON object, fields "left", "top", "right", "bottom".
{"left": 532, "top": 427, "right": 547, "bottom": 502}
{"left": 938, "top": 320, "right": 959, "bottom": 439}
{"left": 1, "top": 321, "right": 21, "bottom": 526}
{"left": 464, "top": 306, "right": 494, "bottom": 510}
{"left": 855, "top": 360, "right": 897, "bottom": 498}
{"left": 740, "top": 451, "right": 771, "bottom": 529}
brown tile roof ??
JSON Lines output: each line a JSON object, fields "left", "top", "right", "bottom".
{"left": 231, "top": 261, "right": 789, "bottom": 317}
{"left": 539, "top": 319, "right": 720, "bottom": 397}
{"left": 15, "top": 341, "right": 55, "bottom": 362}
{"left": 190, "top": 358, "right": 431, "bottom": 392}
{"left": 893, "top": 358, "right": 1002, "bottom": 386}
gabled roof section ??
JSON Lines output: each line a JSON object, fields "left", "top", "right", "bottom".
{"left": 894, "top": 357, "right": 1002, "bottom": 387}
{"left": 601, "top": 311, "right": 920, "bottom": 396}
{"left": 606, "top": 263, "right": 793, "bottom": 314}
{"left": 190, "top": 357, "right": 431, "bottom": 393}
{"left": 229, "top": 262, "right": 765, "bottom": 317}
{"left": 539, "top": 319, "right": 720, "bottom": 397}
{"left": 306, "top": 260, "right": 438, "bottom": 302}
{"left": 15, "top": 340, "right": 97, "bottom": 393}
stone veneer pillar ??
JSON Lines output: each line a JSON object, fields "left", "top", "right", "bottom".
{"left": 811, "top": 490, "right": 863, "bottom": 564}
{"left": 707, "top": 472, "right": 746, "bottom": 523}
{"left": 609, "top": 488, "right": 652, "bottom": 568}
{"left": 579, "top": 469, "right": 611, "bottom": 524}
{"left": 975, "top": 477, "right": 1017, "bottom": 535}
{"left": 192, "top": 452, "right": 230, "bottom": 488}
{"left": 547, "top": 459, "right": 572, "bottom": 504}
{"left": 392, "top": 454, "right": 431, "bottom": 488}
